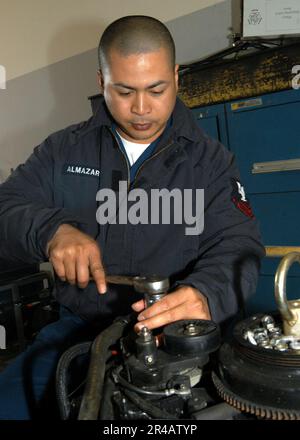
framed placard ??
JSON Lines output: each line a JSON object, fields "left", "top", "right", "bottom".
{"left": 243, "top": 0, "right": 300, "bottom": 37}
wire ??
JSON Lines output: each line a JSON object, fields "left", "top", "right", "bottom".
{"left": 122, "top": 388, "right": 178, "bottom": 420}
{"left": 113, "top": 368, "right": 190, "bottom": 397}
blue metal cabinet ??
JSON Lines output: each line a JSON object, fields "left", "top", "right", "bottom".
{"left": 191, "top": 103, "right": 229, "bottom": 148}
{"left": 226, "top": 90, "right": 300, "bottom": 194}
{"left": 192, "top": 89, "right": 300, "bottom": 314}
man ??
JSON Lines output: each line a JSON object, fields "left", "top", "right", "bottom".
{"left": 0, "top": 16, "right": 265, "bottom": 419}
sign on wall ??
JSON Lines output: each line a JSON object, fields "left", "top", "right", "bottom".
{"left": 243, "top": 0, "right": 300, "bottom": 37}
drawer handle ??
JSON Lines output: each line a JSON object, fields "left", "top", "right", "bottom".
{"left": 252, "top": 158, "right": 300, "bottom": 174}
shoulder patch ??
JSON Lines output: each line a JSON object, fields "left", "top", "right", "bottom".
{"left": 231, "top": 179, "right": 254, "bottom": 218}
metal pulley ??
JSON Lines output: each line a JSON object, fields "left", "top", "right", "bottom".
{"left": 213, "top": 252, "right": 300, "bottom": 420}
{"left": 163, "top": 319, "right": 220, "bottom": 356}
{"left": 213, "top": 314, "right": 300, "bottom": 420}
{"left": 212, "top": 253, "right": 300, "bottom": 419}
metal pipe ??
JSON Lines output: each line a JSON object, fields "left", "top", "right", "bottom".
{"left": 266, "top": 246, "right": 300, "bottom": 258}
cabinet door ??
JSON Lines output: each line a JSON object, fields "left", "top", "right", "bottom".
{"left": 191, "top": 103, "right": 228, "bottom": 147}
{"left": 226, "top": 90, "right": 300, "bottom": 194}
{"left": 226, "top": 89, "right": 300, "bottom": 313}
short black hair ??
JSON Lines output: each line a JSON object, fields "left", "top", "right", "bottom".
{"left": 98, "top": 15, "right": 176, "bottom": 70}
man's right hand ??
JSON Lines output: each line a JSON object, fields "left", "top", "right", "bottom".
{"left": 47, "top": 224, "right": 106, "bottom": 294}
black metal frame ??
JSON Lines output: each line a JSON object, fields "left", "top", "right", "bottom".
{"left": 0, "top": 271, "right": 54, "bottom": 351}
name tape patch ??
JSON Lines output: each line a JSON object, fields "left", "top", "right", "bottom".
{"left": 63, "top": 164, "right": 100, "bottom": 178}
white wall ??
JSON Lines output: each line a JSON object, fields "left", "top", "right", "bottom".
{"left": 0, "top": 0, "right": 225, "bottom": 81}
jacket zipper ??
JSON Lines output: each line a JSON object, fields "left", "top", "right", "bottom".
{"left": 106, "top": 130, "right": 174, "bottom": 274}
{"left": 108, "top": 127, "right": 131, "bottom": 191}
{"left": 132, "top": 141, "right": 174, "bottom": 188}
{"left": 109, "top": 126, "right": 174, "bottom": 189}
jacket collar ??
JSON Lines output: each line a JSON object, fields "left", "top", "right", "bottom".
{"left": 170, "top": 97, "right": 202, "bottom": 143}
{"left": 73, "top": 95, "right": 202, "bottom": 145}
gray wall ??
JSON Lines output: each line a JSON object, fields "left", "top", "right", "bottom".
{"left": 166, "top": 0, "right": 233, "bottom": 65}
{"left": 0, "top": 0, "right": 239, "bottom": 181}
{"left": 0, "top": 48, "right": 99, "bottom": 182}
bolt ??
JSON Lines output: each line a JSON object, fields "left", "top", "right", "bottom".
{"left": 255, "top": 332, "right": 268, "bottom": 342}
{"left": 290, "top": 340, "right": 300, "bottom": 350}
{"left": 268, "top": 326, "right": 282, "bottom": 336}
{"left": 185, "top": 323, "right": 197, "bottom": 335}
{"left": 245, "top": 330, "right": 257, "bottom": 345}
{"left": 145, "top": 355, "right": 153, "bottom": 364}
{"left": 253, "top": 328, "right": 268, "bottom": 343}
{"left": 139, "top": 326, "right": 152, "bottom": 342}
{"left": 274, "top": 342, "right": 288, "bottom": 352}
{"left": 261, "top": 315, "right": 275, "bottom": 330}
{"left": 258, "top": 340, "right": 272, "bottom": 349}
{"left": 270, "top": 336, "right": 281, "bottom": 347}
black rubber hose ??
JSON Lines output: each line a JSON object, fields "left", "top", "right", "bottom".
{"left": 56, "top": 341, "right": 92, "bottom": 420}
{"left": 78, "top": 317, "right": 129, "bottom": 420}
{"left": 98, "top": 375, "right": 117, "bottom": 420}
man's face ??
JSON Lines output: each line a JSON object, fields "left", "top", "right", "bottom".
{"left": 98, "top": 48, "right": 179, "bottom": 144}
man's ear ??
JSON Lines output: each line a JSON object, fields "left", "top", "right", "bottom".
{"left": 97, "top": 69, "right": 104, "bottom": 94}
{"left": 174, "top": 64, "right": 179, "bottom": 92}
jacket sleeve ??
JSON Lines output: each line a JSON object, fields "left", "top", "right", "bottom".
{"left": 174, "top": 136, "right": 266, "bottom": 324}
{"left": 0, "top": 136, "right": 82, "bottom": 264}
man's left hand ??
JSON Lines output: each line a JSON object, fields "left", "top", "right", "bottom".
{"left": 131, "top": 285, "right": 211, "bottom": 333}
